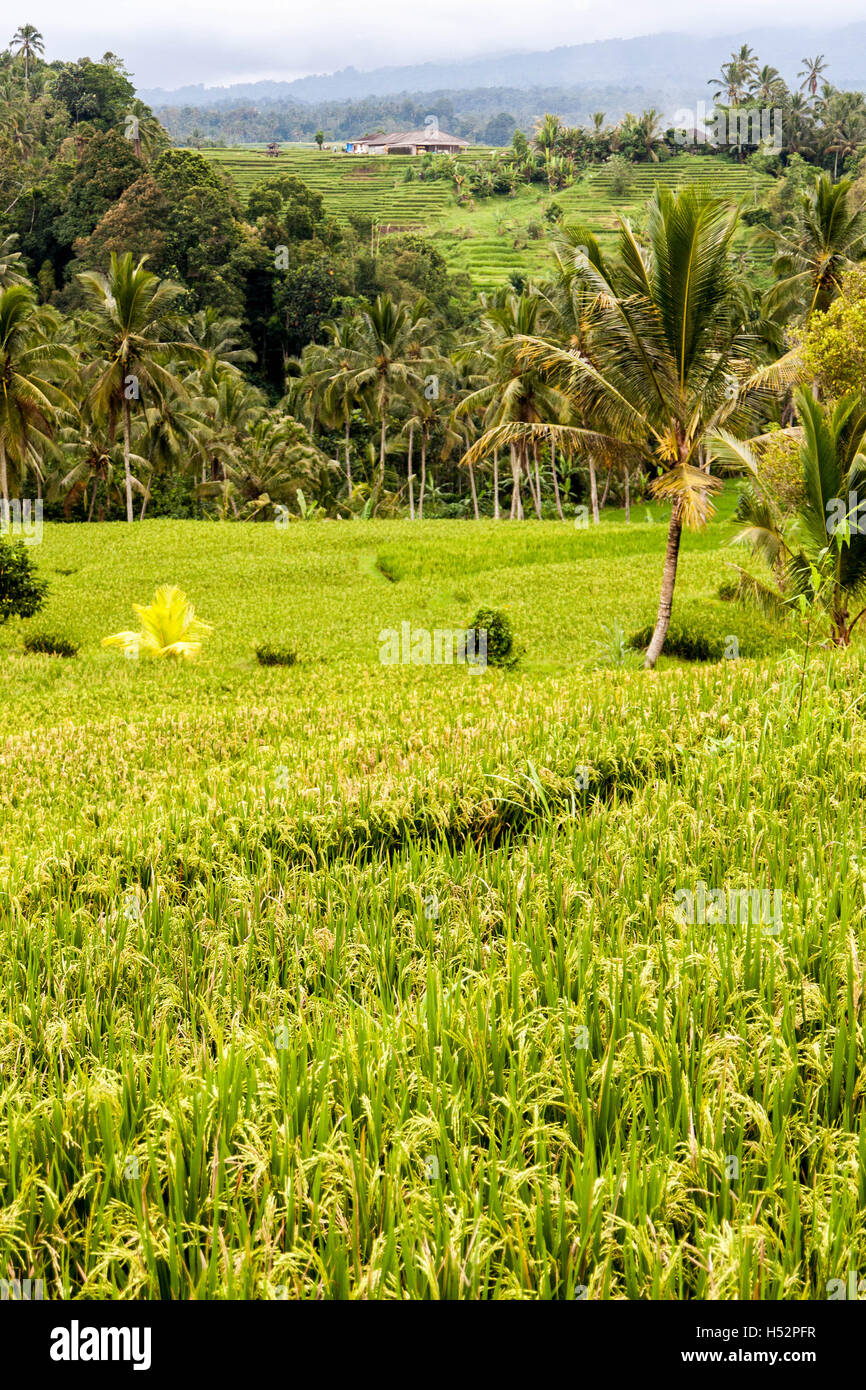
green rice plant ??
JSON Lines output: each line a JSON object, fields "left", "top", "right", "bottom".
{"left": 1, "top": 512, "right": 864, "bottom": 1300}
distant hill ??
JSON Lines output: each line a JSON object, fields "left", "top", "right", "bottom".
{"left": 140, "top": 25, "right": 866, "bottom": 111}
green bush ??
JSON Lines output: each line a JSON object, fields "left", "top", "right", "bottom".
{"left": 466, "top": 607, "right": 517, "bottom": 667}
{"left": 628, "top": 623, "right": 723, "bottom": 661}
{"left": 24, "top": 632, "right": 79, "bottom": 657}
{"left": 255, "top": 643, "right": 298, "bottom": 667}
{"left": 0, "top": 538, "right": 47, "bottom": 624}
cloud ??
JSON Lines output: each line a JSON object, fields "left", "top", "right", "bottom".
{"left": 21, "top": 0, "right": 866, "bottom": 89}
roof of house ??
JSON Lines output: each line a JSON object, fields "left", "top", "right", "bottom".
{"left": 353, "top": 129, "right": 469, "bottom": 148}
{"left": 387, "top": 129, "right": 469, "bottom": 146}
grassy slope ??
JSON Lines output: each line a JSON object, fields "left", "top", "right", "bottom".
{"left": 205, "top": 146, "right": 774, "bottom": 291}
{"left": 2, "top": 513, "right": 865, "bottom": 1298}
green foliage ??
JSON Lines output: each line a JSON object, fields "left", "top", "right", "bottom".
{"left": 628, "top": 622, "right": 726, "bottom": 661}
{"left": 466, "top": 605, "right": 517, "bottom": 666}
{"left": 255, "top": 642, "right": 298, "bottom": 666}
{"left": 0, "top": 537, "right": 47, "bottom": 623}
{"left": 23, "top": 631, "right": 79, "bottom": 656}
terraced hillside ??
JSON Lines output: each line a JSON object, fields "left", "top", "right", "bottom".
{"left": 206, "top": 144, "right": 456, "bottom": 232}
{"left": 205, "top": 146, "right": 776, "bottom": 292}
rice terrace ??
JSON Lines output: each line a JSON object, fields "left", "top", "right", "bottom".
{"left": 2, "top": 4, "right": 866, "bottom": 1347}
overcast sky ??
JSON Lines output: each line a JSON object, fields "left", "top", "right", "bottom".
{"left": 12, "top": 0, "right": 866, "bottom": 89}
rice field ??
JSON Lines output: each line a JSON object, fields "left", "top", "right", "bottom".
{"left": 2, "top": 505, "right": 865, "bottom": 1300}
{"left": 205, "top": 146, "right": 774, "bottom": 290}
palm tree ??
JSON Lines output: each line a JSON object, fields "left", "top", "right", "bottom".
{"left": 77, "top": 253, "right": 201, "bottom": 522}
{"left": 458, "top": 290, "right": 571, "bottom": 521}
{"left": 0, "top": 283, "right": 70, "bottom": 504}
{"left": 332, "top": 295, "right": 429, "bottom": 512}
{"left": 765, "top": 175, "right": 866, "bottom": 321}
{"left": 10, "top": 25, "right": 44, "bottom": 89}
{"left": 202, "top": 414, "right": 330, "bottom": 521}
{"left": 295, "top": 317, "right": 363, "bottom": 500}
{"left": 748, "top": 64, "right": 786, "bottom": 106}
{"left": 469, "top": 187, "right": 766, "bottom": 665}
{"left": 798, "top": 55, "right": 827, "bottom": 99}
{"left": 717, "top": 389, "right": 866, "bottom": 646}
{"left": 0, "top": 234, "right": 29, "bottom": 289}
{"left": 710, "top": 45, "right": 757, "bottom": 106}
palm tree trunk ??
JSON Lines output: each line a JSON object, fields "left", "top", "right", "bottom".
{"left": 139, "top": 473, "right": 151, "bottom": 521}
{"left": 344, "top": 415, "right": 352, "bottom": 500}
{"left": 624, "top": 465, "right": 630, "bottom": 523}
{"left": 493, "top": 451, "right": 500, "bottom": 519}
{"left": 550, "top": 440, "right": 564, "bottom": 520}
{"left": 123, "top": 397, "right": 134, "bottom": 523}
{"left": 644, "top": 503, "right": 683, "bottom": 668}
{"left": 419, "top": 437, "right": 427, "bottom": 519}
{"left": 600, "top": 464, "right": 613, "bottom": 508}
{"left": 588, "top": 453, "right": 599, "bottom": 524}
{"left": 509, "top": 444, "right": 521, "bottom": 519}
{"left": 378, "top": 413, "right": 387, "bottom": 492}
{"left": 532, "top": 441, "right": 543, "bottom": 519}
{"left": 468, "top": 449, "right": 479, "bottom": 521}
{"left": 87, "top": 482, "right": 97, "bottom": 523}
{"left": 0, "top": 440, "right": 8, "bottom": 506}
{"left": 407, "top": 423, "right": 415, "bottom": 520}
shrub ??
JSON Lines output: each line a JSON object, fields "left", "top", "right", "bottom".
{"left": 0, "top": 538, "right": 47, "bottom": 625}
{"left": 255, "top": 644, "right": 298, "bottom": 667}
{"left": 755, "top": 432, "right": 805, "bottom": 515}
{"left": 466, "top": 607, "right": 517, "bottom": 667}
{"left": 24, "top": 632, "right": 79, "bottom": 657}
{"left": 628, "top": 623, "right": 723, "bottom": 662}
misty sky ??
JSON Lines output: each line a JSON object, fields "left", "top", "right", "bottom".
{"left": 11, "top": 0, "right": 866, "bottom": 89}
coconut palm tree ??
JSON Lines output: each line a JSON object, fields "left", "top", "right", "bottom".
{"left": 798, "top": 55, "right": 827, "bottom": 99}
{"left": 294, "top": 317, "right": 363, "bottom": 500}
{"left": 458, "top": 290, "right": 572, "bottom": 521}
{"left": 77, "top": 253, "right": 202, "bottom": 522}
{"left": 331, "top": 295, "right": 429, "bottom": 512}
{"left": 203, "top": 415, "right": 331, "bottom": 521}
{"left": 0, "top": 283, "right": 71, "bottom": 504}
{"left": 716, "top": 388, "right": 866, "bottom": 646}
{"left": 10, "top": 25, "right": 44, "bottom": 89}
{"left": 468, "top": 186, "right": 766, "bottom": 665}
{"left": 710, "top": 45, "right": 757, "bottom": 106}
{"left": 765, "top": 175, "right": 866, "bottom": 321}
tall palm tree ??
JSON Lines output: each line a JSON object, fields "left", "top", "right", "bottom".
{"left": 0, "top": 283, "right": 70, "bottom": 504}
{"left": 798, "top": 55, "right": 827, "bottom": 99}
{"left": 765, "top": 175, "right": 866, "bottom": 321}
{"left": 10, "top": 25, "right": 44, "bottom": 89}
{"left": 295, "top": 317, "right": 363, "bottom": 500}
{"left": 710, "top": 45, "right": 757, "bottom": 106}
{"left": 77, "top": 253, "right": 201, "bottom": 522}
{"left": 468, "top": 187, "right": 766, "bottom": 665}
{"left": 458, "top": 290, "right": 571, "bottom": 521}
{"left": 332, "top": 295, "right": 428, "bottom": 512}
